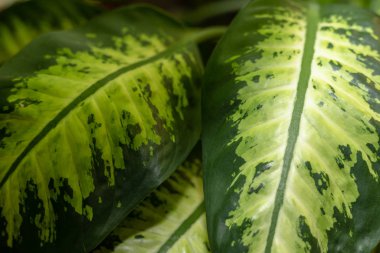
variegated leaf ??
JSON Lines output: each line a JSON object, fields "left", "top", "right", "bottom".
{"left": 0, "top": 0, "right": 101, "bottom": 64}
{"left": 0, "top": 6, "right": 202, "bottom": 253}
{"left": 93, "top": 151, "right": 209, "bottom": 253}
{"left": 203, "top": 0, "right": 380, "bottom": 252}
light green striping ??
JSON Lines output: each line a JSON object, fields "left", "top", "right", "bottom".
{"left": 225, "top": 4, "right": 307, "bottom": 252}
{"left": 226, "top": 2, "right": 380, "bottom": 253}
{"left": 264, "top": 3, "right": 319, "bottom": 253}
{"left": 0, "top": 30, "right": 199, "bottom": 247}
{"left": 93, "top": 159, "right": 209, "bottom": 253}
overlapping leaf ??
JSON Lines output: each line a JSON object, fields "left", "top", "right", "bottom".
{"left": 93, "top": 151, "right": 209, "bottom": 253}
{"left": 203, "top": 0, "right": 380, "bottom": 252}
{"left": 0, "top": 5, "right": 202, "bottom": 253}
{"left": 0, "top": 0, "right": 101, "bottom": 64}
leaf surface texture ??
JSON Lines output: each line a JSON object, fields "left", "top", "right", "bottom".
{"left": 0, "top": 6, "right": 202, "bottom": 253}
{"left": 203, "top": 0, "right": 380, "bottom": 252}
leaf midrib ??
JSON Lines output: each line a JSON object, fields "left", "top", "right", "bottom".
{"left": 157, "top": 202, "right": 205, "bottom": 253}
{"left": 264, "top": 3, "right": 320, "bottom": 252}
{"left": 0, "top": 37, "right": 191, "bottom": 189}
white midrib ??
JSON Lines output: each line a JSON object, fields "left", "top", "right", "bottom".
{"left": 264, "top": 3, "right": 320, "bottom": 253}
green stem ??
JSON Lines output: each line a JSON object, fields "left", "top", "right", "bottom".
{"left": 185, "top": 26, "right": 227, "bottom": 44}
{"left": 184, "top": 0, "right": 248, "bottom": 24}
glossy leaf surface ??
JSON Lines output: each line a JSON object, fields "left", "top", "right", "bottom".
{"left": 203, "top": 0, "right": 380, "bottom": 252}
{"left": 0, "top": 0, "right": 101, "bottom": 64}
{"left": 0, "top": 5, "right": 202, "bottom": 253}
{"left": 93, "top": 151, "right": 209, "bottom": 253}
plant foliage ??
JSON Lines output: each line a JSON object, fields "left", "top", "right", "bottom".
{"left": 203, "top": 0, "right": 380, "bottom": 252}
{"left": 93, "top": 151, "right": 209, "bottom": 253}
{"left": 0, "top": 5, "right": 202, "bottom": 253}
{"left": 1, "top": 0, "right": 380, "bottom": 252}
{"left": 0, "top": 0, "right": 101, "bottom": 64}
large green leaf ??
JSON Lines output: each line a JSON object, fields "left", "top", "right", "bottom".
{"left": 0, "top": 5, "right": 202, "bottom": 253}
{"left": 0, "top": 0, "right": 101, "bottom": 64}
{"left": 203, "top": 0, "right": 380, "bottom": 252}
{"left": 93, "top": 150, "right": 209, "bottom": 253}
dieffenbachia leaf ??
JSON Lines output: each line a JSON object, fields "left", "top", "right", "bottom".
{"left": 0, "top": 0, "right": 101, "bottom": 64}
{"left": 203, "top": 0, "right": 380, "bottom": 252}
{"left": 0, "top": 5, "right": 202, "bottom": 253}
{"left": 93, "top": 151, "right": 209, "bottom": 253}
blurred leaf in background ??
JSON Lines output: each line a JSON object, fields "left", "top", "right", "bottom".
{"left": 95, "top": 0, "right": 248, "bottom": 25}
{"left": 0, "top": 0, "right": 22, "bottom": 11}
{"left": 0, "top": 0, "right": 101, "bottom": 64}
{"left": 93, "top": 150, "right": 209, "bottom": 253}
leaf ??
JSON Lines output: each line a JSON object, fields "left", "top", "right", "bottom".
{"left": 203, "top": 0, "right": 380, "bottom": 252}
{"left": 93, "top": 150, "right": 209, "bottom": 253}
{"left": 0, "top": 5, "right": 202, "bottom": 253}
{"left": 0, "top": 0, "right": 101, "bottom": 64}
